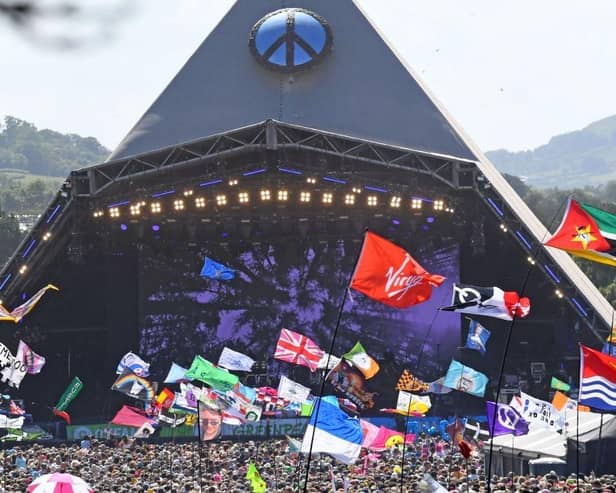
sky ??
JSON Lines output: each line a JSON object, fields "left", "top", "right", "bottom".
{"left": 2, "top": 0, "right": 616, "bottom": 153}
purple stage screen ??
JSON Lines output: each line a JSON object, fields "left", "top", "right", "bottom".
{"left": 138, "top": 236, "right": 460, "bottom": 383}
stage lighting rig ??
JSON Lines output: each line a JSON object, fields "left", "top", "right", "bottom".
{"left": 277, "top": 190, "right": 288, "bottom": 201}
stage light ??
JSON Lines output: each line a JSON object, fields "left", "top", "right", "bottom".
{"left": 183, "top": 189, "right": 194, "bottom": 197}
{"left": 260, "top": 189, "right": 271, "bottom": 201}
{"left": 344, "top": 194, "right": 355, "bottom": 205}
{"left": 109, "top": 207, "right": 120, "bottom": 218}
{"left": 19, "top": 265, "right": 27, "bottom": 274}
{"left": 151, "top": 202, "right": 161, "bottom": 214}
{"left": 238, "top": 192, "right": 249, "bottom": 204}
{"left": 411, "top": 199, "right": 422, "bottom": 209}
{"left": 228, "top": 179, "right": 238, "bottom": 186}
{"left": 367, "top": 195, "right": 378, "bottom": 207}
{"left": 352, "top": 187, "right": 361, "bottom": 194}
{"left": 216, "top": 194, "right": 227, "bottom": 206}
{"left": 322, "top": 193, "right": 333, "bottom": 204}
{"left": 390, "top": 196, "right": 401, "bottom": 208}
{"left": 527, "top": 256, "right": 536, "bottom": 265}
{"left": 173, "top": 199, "right": 185, "bottom": 211}
{"left": 92, "top": 210, "right": 104, "bottom": 218}
{"left": 278, "top": 190, "right": 288, "bottom": 202}
{"left": 306, "top": 177, "right": 316, "bottom": 184}
{"left": 195, "top": 197, "right": 206, "bottom": 208}
{"left": 120, "top": 223, "right": 128, "bottom": 231}
{"left": 42, "top": 232, "right": 51, "bottom": 241}
{"left": 500, "top": 223, "right": 508, "bottom": 232}
{"left": 152, "top": 224, "right": 160, "bottom": 232}
{"left": 433, "top": 200, "right": 444, "bottom": 211}
{"left": 300, "top": 191, "right": 311, "bottom": 203}
{"left": 130, "top": 204, "right": 141, "bottom": 216}
{"left": 555, "top": 289, "right": 564, "bottom": 299}
{"left": 426, "top": 216, "right": 435, "bottom": 224}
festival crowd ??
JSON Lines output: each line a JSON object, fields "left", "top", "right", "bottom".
{"left": 0, "top": 434, "right": 614, "bottom": 493}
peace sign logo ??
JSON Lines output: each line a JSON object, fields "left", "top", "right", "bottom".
{"left": 250, "top": 8, "right": 333, "bottom": 72}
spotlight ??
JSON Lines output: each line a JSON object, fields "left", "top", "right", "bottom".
{"left": 300, "top": 191, "right": 311, "bottom": 203}
{"left": 151, "top": 202, "right": 161, "bottom": 214}
{"left": 352, "top": 187, "right": 361, "bottom": 194}
{"left": 109, "top": 207, "right": 120, "bottom": 218}
{"left": 344, "top": 194, "right": 355, "bottom": 205}
{"left": 183, "top": 189, "right": 194, "bottom": 197}
{"left": 120, "top": 223, "right": 128, "bottom": 231}
{"left": 411, "top": 199, "right": 422, "bottom": 209}
{"left": 19, "top": 265, "right": 27, "bottom": 274}
{"left": 426, "top": 216, "right": 435, "bottom": 224}
{"left": 500, "top": 223, "right": 508, "bottom": 232}
{"left": 130, "top": 204, "right": 141, "bottom": 216}
{"left": 555, "top": 289, "right": 564, "bottom": 299}
{"left": 433, "top": 200, "right": 444, "bottom": 211}
{"left": 277, "top": 190, "right": 288, "bottom": 202}
{"left": 228, "top": 179, "right": 238, "bottom": 186}
{"left": 216, "top": 195, "right": 227, "bottom": 206}
{"left": 92, "top": 210, "right": 104, "bottom": 218}
{"left": 173, "top": 199, "right": 185, "bottom": 211}
{"left": 152, "top": 224, "right": 160, "bottom": 232}
{"left": 322, "top": 193, "right": 333, "bottom": 204}
{"left": 195, "top": 197, "right": 206, "bottom": 208}
{"left": 367, "top": 195, "right": 378, "bottom": 207}
{"left": 42, "top": 232, "right": 51, "bottom": 241}
{"left": 527, "top": 256, "right": 536, "bottom": 265}
{"left": 389, "top": 196, "right": 401, "bottom": 208}
{"left": 260, "top": 189, "right": 271, "bottom": 201}
{"left": 306, "top": 177, "right": 316, "bottom": 185}
{"left": 238, "top": 192, "right": 249, "bottom": 204}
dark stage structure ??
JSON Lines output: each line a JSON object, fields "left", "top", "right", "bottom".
{"left": 0, "top": 0, "right": 612, "bottom": 421}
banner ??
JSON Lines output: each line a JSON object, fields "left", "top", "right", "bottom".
{"left": 111, "top": 371, "right": 156, "bottom": 402}
{"left": 326, "top": 360, "right": 378, "bottom": 410}
{"left": 16, "top": 340, "right": 46, "bottom": 375}
{"left": 67, "top": 423, "right": 139, "bottom": 440}
{"left": 0, "top": 343, "right": 27, "bottom": 388}
{"left": 221, "top": 417, "right": 308, "bottom": 438}
{"left": 54, "top": 376, "right": 84, "bottom": 412}
{"left": 510, "top": 392, "right": 564, "bottom": 431}
{"left": 116, "top": 351, "right": 150, "bottom": 377}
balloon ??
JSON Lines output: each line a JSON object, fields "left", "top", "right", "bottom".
{"left": 427, "top": 426, "right": 438, "bottom": 436}
{"left": 393, "top": 465, "right": 402, "bottom": 474}
{"left": 385, "top": 435, "right": 404, "bottom": 448}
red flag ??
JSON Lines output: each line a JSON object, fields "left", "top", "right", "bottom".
{"left": 53, "top": 408, "right": 71, "bottom": 425}
{"left": 350, "top": 231, "right": 445, "bottom": 308}
{"left": 274, "top": 329, "right": 324, "bottom": 372}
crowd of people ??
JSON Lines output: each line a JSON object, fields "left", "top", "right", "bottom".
{"left": 0, "top": 434, "right": 613, "bottom": 492}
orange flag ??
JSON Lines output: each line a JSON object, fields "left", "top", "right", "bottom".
{"left": 350, "top": 231, "right": 445, "bottom": 309}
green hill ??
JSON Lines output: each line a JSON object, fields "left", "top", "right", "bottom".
{"left": 487, "top": 114, "right": 616, "bottom": 189}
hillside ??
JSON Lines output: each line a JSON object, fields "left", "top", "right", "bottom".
{"left": 487, "top": 115, "right": 616, "bottom": 189}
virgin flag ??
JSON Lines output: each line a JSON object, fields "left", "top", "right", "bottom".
{"left": 350, "top": 231, "right": 445, "bottom": 309}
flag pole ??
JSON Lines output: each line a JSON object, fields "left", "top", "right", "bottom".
{"left": 196, "top": 400, "right": 203, "bottom": 489}
{"left": 302, "top": 232, "right": 367, "bottom": 492}
{"left": 486, "top": 197, "right": 568, "bottom": 493}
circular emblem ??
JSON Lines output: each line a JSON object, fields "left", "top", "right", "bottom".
{"left": 249, "top": 8, "right": 333, "bottom": 72}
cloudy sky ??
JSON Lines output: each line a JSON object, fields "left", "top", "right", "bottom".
{"left": 2, "top": 0, "right": 615, "bottom": 152}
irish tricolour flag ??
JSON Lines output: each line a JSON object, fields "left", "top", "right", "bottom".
{"left": 579, "top": 344, "right": 616, "bottom": 411}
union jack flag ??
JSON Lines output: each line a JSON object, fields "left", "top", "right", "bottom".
{"left": 274, "top": 329, "right": 324, "bottom": 372}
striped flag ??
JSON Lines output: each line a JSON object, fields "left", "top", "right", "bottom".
{"left": 274, "top": 329, "right": 324, "bottom": 372}
{"left": 0, "top": 284, "right": 59, "bottom": 323}
{"left": 579, "top": 344, "right": 616, "bottom": 411}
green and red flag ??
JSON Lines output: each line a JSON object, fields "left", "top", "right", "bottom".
{"left": 545, "top": 198, "right": 616, "bottom": 267}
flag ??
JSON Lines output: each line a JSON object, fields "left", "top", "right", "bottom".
{"left": 164, "top": 362, "right": 188, "bottom": 383}
{"left": 428, "top": 377, "right": 453, "bottom": 394}
{"left": 200, "top": 257, "right": 235, "bottom": 280}
{"left": 545, "top": 198, "right": 616, "bottom": 267}
{"left": 245, "top": 463, "right": 267, "bottom": 493}
{"left": 579, "top": 344, "right": 616, "bottom": 411}
{"left": 326, "top": 360, "right": 378, "bottom": 411}
{"left": 274, "top": 329, "right": 324, "bottom": 372}
{"left": 54, "top": 376, "right": 83, "bottom": 412}
{"left": 155, "top": 388, "right": 175, "bottom": 410}
{"left": 112, "top": 371, "right": 157, "bottom": 401}
{"left": 602, "top": 327, "right": 616, "bottom": 356}
{"left": 9, "top": 400, "right": 24, "bottom": 416}
{"left": 300, "top": 396, "right": 363, "bottom": 464}
{"left": 342, "top": 342, "right": 380, "bottom": 379}
{"left": 0, "top": 343, "right": 27, "bottom": 388}
{"left": 116, "top": 351, "right": 150, "bottom": 377}
{"left": 552, "top": 390, "right": 590, "bottom": 413}
{"left": 446, "top": 418, "right": 465, "bottom": 445}
{"left": 442, "top": 360, "right": 488, "bottom": 397}
{"left": 317, "top": 353, "right": 341, "bottom": 370}
{"left": 217, "top": 347, "right": 255, "bottom": 372}
{"left": 301, "top": 400, "right": 314, "bottom": 417}
{"left": 277, "top": 375, "right": 311, "bottom": 403}
{"left": 465, "top": 320, "right": 491, "bottom": 355}
{"left": 134, "top": 422, "right": 156, "bottom": 438}
{"left": 550, "top": 376, "right": 571, "bottom": 392}
{"left": 0, "top": 415, "right": 25, "bottom": 429}
{"left": 441, "top": 283, "right": 530, "bottom": 320}
{"left": 395, "top": 369, "right": 429, "bottom": 393}
{"left": 510, "top": 392, "right": 564, "bottom": 431}
{"left": 0, "top": 284, "right": 59, "bottom": 323}
{"left": 350, "top": 231, "right": 445, "bottom": 308}
{"left": 111, "top": 405, "right": 155, "bottom": 428}
{"left": 421, "top": 474, "right": 448, "bottom": 493}
{"left": 486, "top": 401, "right": 529, "bottom": 437}
{"left": 185, "top": 355, "right": 239, "bottom": 391}
{"left": 16, "top": 340, "right": 46, "bottom": 375}
{"left": 396, "top": 391, "right": 431, "bottom": 415}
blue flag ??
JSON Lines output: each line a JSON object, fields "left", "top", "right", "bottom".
{"left": 200, "top": 257, "right": 235, "bottom": 280}
{"left": 442, "top": 360, "right": 488, "bottom": 398}
{"left": 465, "top": 320, "right": 491, "bottom": 355}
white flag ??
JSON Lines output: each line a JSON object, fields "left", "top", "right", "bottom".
{"left": 134, "top": 422, "right": 156, "bottom": 438}
{"left": 217, "top": 347, "right": 255, "bottom": 372}
{"left": 277, "top": 375, "right": 311, "bottom": 403}
{"left": 396, "top": 392, "right": 431, "bottom": 415}
{"left": 510, "top": 392, "right": 564, "bottom": 431}
{"left": 317, "top": 353, "right": 341, "bottom": 370}
{"left": 116, "top": 351, "right": 150, "bottom": 377}
{"left": 0, "top": 343, "right": 27, "bottom": 388}
{"left": 0, "top": 415, "right": 25, "bottom": 429}
{"left": 17, "top": 340, "right": 46, "bottom": 374}
{"left": 421, "top": 473, "right": 448, "bottom": 493}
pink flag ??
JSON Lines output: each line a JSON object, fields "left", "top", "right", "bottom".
{"left": 17, "top": 340, "right": 46, "bottom": 374}
{"left": 111, "top": 405, "right": 155, "bottom": 428}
